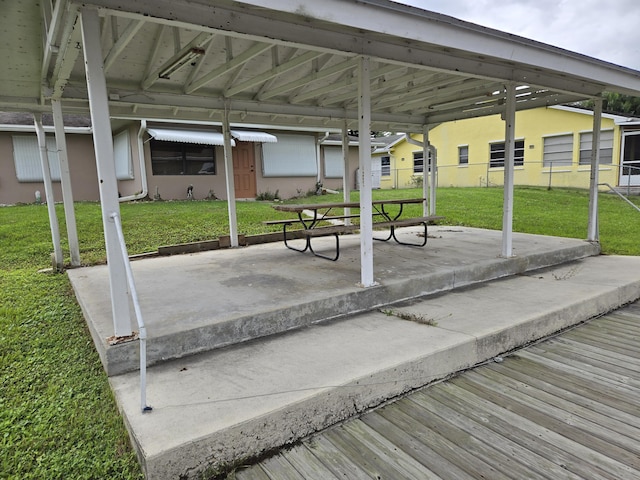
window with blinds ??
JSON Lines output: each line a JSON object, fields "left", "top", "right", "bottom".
{"left": 323, "top": 146, "right": 344, "bottom": 178}
{"left": 543, "top": 134, "right": 574, "bottom": 167}
{"left": 262, "top": 133, "right": 317, "bottom": 177}
{"left": 12, "top": 135, "right": 61, "bottom": 182}
{"left": 579, "top": 130, "right": 614, "bottom": 165}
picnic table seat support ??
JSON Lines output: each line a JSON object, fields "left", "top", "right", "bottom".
{"left": 373, "top": 215, "right": 444, "bottom": 247}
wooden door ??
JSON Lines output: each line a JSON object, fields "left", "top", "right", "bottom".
{"left": 232, "top": 142, "right": 257, "bottom": 198}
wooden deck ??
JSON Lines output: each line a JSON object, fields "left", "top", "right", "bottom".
{"left": 227, "top": 301, "right": 640, "bottom": 480}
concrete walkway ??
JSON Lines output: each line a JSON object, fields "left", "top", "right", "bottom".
{"left": 66, "top": 227, "right": 640, "bottom": 479}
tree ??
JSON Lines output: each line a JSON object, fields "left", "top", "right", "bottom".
{"left": 579, "top": 93, "right": 640, "bottom": 116}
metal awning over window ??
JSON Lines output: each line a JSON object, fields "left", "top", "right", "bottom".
{"left": 231, "top": 130, "right": 277, "bottom": 143}
{"left": 147, "top": 128, "right": 235, "bottom": 146}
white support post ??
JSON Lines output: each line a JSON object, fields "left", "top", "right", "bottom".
{"left": 501, "top": 83, "right": 516, "bottom": 258}
{"left": 342, "top": 120, "right": 351, "bottom": 224}
{"left": 422, "top": 126, "right": 429, "bottom": 216}
{"left": 429, "top": 146, "right": 437, "bottom": 216}
{"left": 358, "top": 56, "right": 375, "bottom": 287}
{"left": 51, "top": 99, "right": 81, "bottom": 266}
{"left": 33, "top": 114, "right": 64, "bottom": 271}
{"left": 587, "top": 97, "right": 603, "bottom": 242}
{"left": 222, "top": 102, "right": 239, "bottom": 247}
{"left": 80, "top": 7, "right": 132, "bottom": 337}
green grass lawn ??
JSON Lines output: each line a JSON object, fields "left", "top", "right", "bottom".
{"left": 1, "top": 186, "right": 639, "bottom": 479}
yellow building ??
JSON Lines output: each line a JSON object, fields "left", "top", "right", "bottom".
{"left": 376, "top": 106, "right": 640, "bottom": 192}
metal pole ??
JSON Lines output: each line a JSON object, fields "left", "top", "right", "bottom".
{"left": 110, "top": 212, "right": 151, "bottom": 413}
{"left": 358, "top": 56, "right": 375, "bottom": 287}
{"left": 501, "top": 83, "right": 516, "bottom": 258}
{"left": 222, "top": 102, "right": 239, "bottom": 247}
{"left": 587, "top": 97, "right": 603, "bottom": 242}
{"left": 51, "top": 99, "right": 81, "bottom": 266}
{"left": 342, "top": 119, "right": 351, "bottom": 225}
{"left": 80, "top": 7, "right": 132, "bottom": 337}
{"left": 33, "top": 114, "right": 64, "bottom": 270}
{"left": 422, "top": 126, "right": 429, "bottom": 216}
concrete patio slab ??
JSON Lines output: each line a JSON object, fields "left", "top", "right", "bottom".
{"left": 106, "top": 253, "right": 640, "bottom": 479}
{"left": 67, "top": 226, "right": 600, "bottom": 376}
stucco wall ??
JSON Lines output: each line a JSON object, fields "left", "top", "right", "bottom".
{"left": 0, "top": 132, "right": 101, "bottom": 205}
{"left": 387, "top": 107, "right": 621, "bottom": 191}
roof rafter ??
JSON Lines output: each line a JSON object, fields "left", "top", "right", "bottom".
{"left": 224, "top": 49, "right": 323, "bottom": 97}
{"left": 185, "top": 42, "right": 273, "bottom": 95}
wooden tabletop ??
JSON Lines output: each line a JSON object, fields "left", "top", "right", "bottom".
{"left": 272, "top": 198, "right": 425, "bottom": 213}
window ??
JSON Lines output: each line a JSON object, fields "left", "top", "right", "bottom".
{"left": 113, "top": 130, "right": 134, "bottom": 179}
{"left": 150, "top": 140, "right": 216, "bottom": 175}
{"left": 323, "top": 146, "right": 344, "bottom": 178}
{"left": 490, "top": 140, "right": 524, "bottom": 168}
{"left": 458, "top": 145, "right": 469, "bottom": 165}
{"left": 543, "top": 134, "right": 573, "bottom": 167}
{"left": 381, "top": 156, "right": 391, "bottom": 176}
{"left": 413, "top": 151, "right": 423, "bottom": 173}
{"left": 12, "top": 135, "right": 61, "bottom": 182}
{"left": 579, "top": 130, "right": 613, "bottom": 165}
{"left": 262, "top": 134, "right": 317, "bottom": 177}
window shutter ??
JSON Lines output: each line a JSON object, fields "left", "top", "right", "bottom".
{"left": 262, "top": 134, "right": 317, "bottom": 177}
{"left": 13, "top": 135, "right": 61, "bottom": 182}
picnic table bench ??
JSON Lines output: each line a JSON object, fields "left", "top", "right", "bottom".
{"left": 266, "top": 198, "right": 444, "bottom": 260}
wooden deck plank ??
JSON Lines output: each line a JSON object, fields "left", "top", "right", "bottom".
{"left": 278, "top": 444, "right": 341, "bottom": 480}
{"left": 231, "top": 463, "right": 273, "bottom": 480}
{"left": 529, "top": 336, "right": 640, "bottom": 378}
{"left": 322, "top": 425, "right": 432, "bottom": 480}
{"left": 485, "top": 360, "right": 640, "bottom": 429}
{"left": 537, "top": 338, "right": 640, "bottom": 378}
{"left": 406, "top": 391, "right": 564, "bottom": 480}
{"left": 516, "top": 349, "right": 640, "bottom": 397}
{"left": 376, "top": 401, "right": 511, "bottom": 480}
{"left": 505, "top": 353, "right": 640, "bottom": 417}
{"left": 303, "top": 435, "right": 373, "bottom": 480}
{"left": 455, "top": 372, "right": 640, "bottom": 478}
{"left": 548, "top": 336, "right": 640, "bottom": 370}
{"left": 471, "top": 367, "right": 640, "bottom": 455}
{"left": 424, "top": 384, "right": 593, "bottom": 480}
{"left": 594, "top": 315, "right": 640, "bottom": 334}
{"left": 564, "top": 328, "right": 640, "bottom": 356}
{"left": 560, "top": 331, "right": 640, "bottom": 359}
{"left": 258, "top": 453, "right": 306, "bottom": 480}
{"left": 523, "top": 346, "right": 640, "bottom": 390}
{"left": 360, "top": 411, "right": 472, "bottom": 479}
{"left": 340, "top": 419, "right": 442, "bottom": 480}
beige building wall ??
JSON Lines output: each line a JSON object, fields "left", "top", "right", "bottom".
{"left": 0, "top": 132, "right": 101, "bottom": 205}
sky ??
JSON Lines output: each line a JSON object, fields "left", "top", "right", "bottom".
{"left": 394, "top": 0, "right": 640, "bottom": 71}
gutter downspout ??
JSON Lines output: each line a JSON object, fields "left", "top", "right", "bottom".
{"left": 119, "top": 120, "right": 149, "bottom": 202}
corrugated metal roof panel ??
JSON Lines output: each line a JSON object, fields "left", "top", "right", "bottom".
{"left": 147, "top": 128, "right": 235, "bottom": 146}
{"left": 231, "top": 130, "right": 277, "bottom": 143}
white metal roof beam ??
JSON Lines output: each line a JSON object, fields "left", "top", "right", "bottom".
{"left": 91, "top": 0, "right": 625, "bottom": 95}
{"left": 425, "top": 92, "right": 583, "bottom": 124}
{"left": 224, "top": 50, "right": 323, "bottom": 97}
{"left": 78, "top": 1, "right": 620, "bottom": 98}
{"left": 51, "top": 11, "right": 83, "bottom": 100}
{"left": 291, "top": 63, "right": 397, "bottom": 104}
{"left": 320, "top": 69, "right": 429, "bottom": 107}
{"left": 103, "top": 19, "right": 144, "bottom": 73}
{"left": 371, "top": 77, "right": 483, "bottom": 111}
{"left": 40, "top": 0, "right": 69, "bottom": 92}
{"left": 226, "top": 0, "right": 640, "bottom": 94}
{"left": 253, "top": 48, "right": 304, "bottom": 99}
{"left": 185, "top": 42, "right": 273, "bottom": 94}
{"left": 258, "top": 57, "right": 355, "bottom": 101}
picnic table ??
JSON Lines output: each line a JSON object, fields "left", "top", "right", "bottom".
{"left": 266, "top": 198, "right": 443, "bottom": 261}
